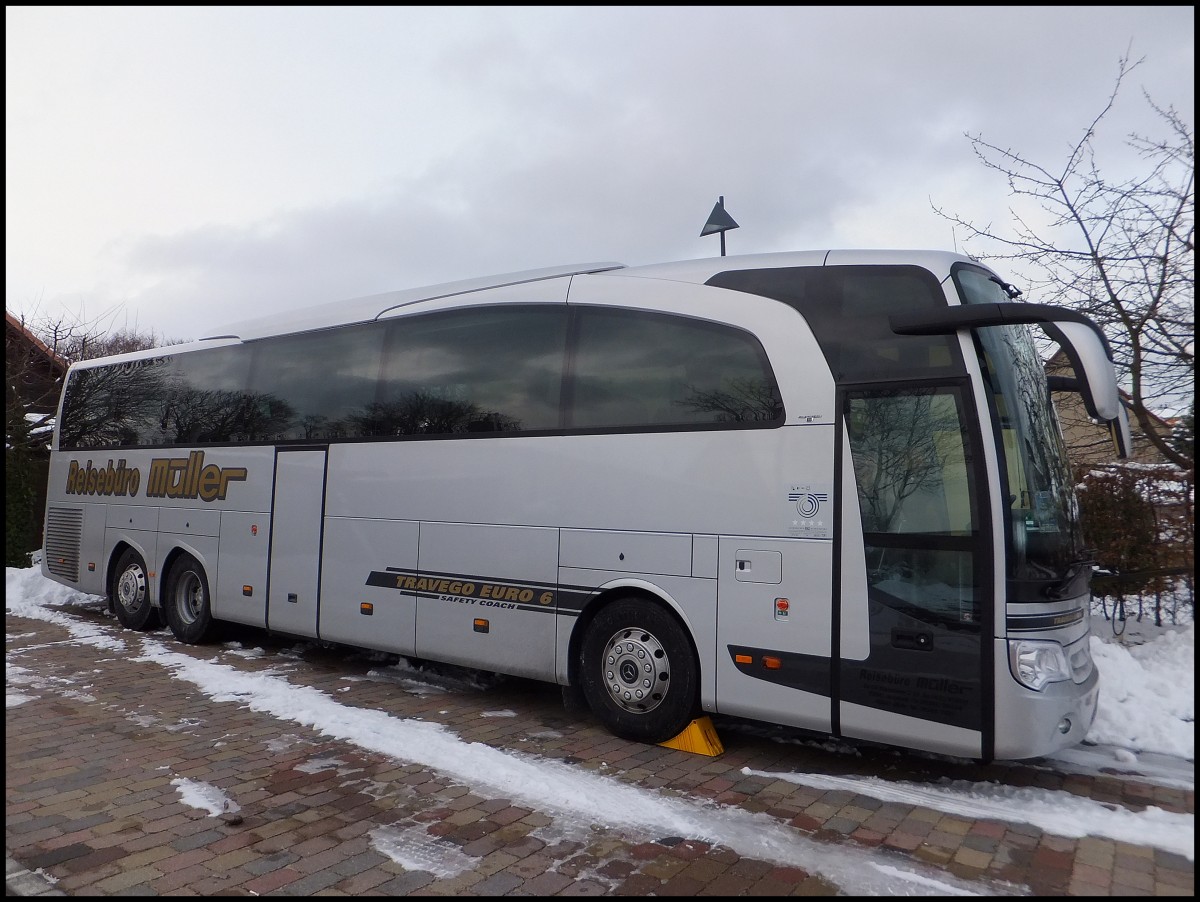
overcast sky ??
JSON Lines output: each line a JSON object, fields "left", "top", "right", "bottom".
{"left": 5, "top": 6, "right": 1195, "bottom": 342}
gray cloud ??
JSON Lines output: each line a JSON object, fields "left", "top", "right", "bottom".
{"left": 6, "top": 6, "right": 1192, "bottom": 340}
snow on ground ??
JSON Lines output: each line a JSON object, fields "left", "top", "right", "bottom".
{"left": 7, "top": 565, "right": 1196, "bottom": 892}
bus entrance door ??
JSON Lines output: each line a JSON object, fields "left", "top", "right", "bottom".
{"left": 267, "top": 449, "right": 327, "bottom": 638}
{"left": 836, "top": 387, "right": 987, "bottom": 760}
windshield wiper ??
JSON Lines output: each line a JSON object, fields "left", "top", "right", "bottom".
{"left": 1045, "top": 555, "right": 1095, "bottom": 600}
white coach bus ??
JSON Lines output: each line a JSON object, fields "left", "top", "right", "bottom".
{"left": 41, "top": 250, "right": 1132, "bottom": 762}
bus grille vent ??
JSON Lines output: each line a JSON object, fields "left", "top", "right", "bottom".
{"left": 44, "top": 506, "right": 84, "bottom": 582}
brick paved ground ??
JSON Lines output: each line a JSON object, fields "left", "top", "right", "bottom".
{"left": 6, "top": 603, "right": 1194, "bottom": 896}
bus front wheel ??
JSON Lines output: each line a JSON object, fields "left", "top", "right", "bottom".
{"left": 164, "top": 553, "right": 217, "bottom": 644}
{"left": 111, "top": 548, "right": 160, "bottom": 631}
{"left": 579, "top": 598, "right": 699, "bottom": 745}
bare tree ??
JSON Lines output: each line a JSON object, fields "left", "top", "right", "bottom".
{"left": 6, "top": 306, "right": 181, "bottom": 565}
{"left": 933, "top": 54, "right": 1194, "bottom": 472}
{"left": 7, "top": 306, "right": 182, "bottom": 448}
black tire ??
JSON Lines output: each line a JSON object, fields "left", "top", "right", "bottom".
{"left": 111, "top": 548, "right": 160, "bottom": 631}
{"left": 579, "top": 597, "right": 699, "bottom": 744}
{"left": 163, "top": 553, "right": 217, "bottom": 644}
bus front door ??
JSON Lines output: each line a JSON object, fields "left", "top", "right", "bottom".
{"left": 267, "top": 448, "right": 327, "bottom": 638}
{"left": 836, "top": 386, "right": 989, "bottom": 760}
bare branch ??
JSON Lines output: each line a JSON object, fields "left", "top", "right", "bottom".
{"left": 931, "top": 55, "right": 1194, "bottom": 473}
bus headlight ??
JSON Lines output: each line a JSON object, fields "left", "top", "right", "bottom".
{"left": 1008, "top": 639, "right": 1072, "bottom": 692}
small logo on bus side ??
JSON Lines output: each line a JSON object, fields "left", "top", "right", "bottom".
{"left": 788, "top": 491, "right": 828, "bottom": 518}
{"left": 786, "top": 483, "right": 832, "bottom": 539}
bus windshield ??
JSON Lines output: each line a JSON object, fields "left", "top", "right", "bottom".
{"left": 954, "top": 267, "right": 1086, "bottom": 596}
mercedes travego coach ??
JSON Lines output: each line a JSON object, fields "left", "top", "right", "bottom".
{"left": 41, "top": 250, "right": 1132, "bottom": 762}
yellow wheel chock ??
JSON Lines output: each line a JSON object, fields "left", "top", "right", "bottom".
{"left": 657, "top": 715, "right": 724, "bottom": 756}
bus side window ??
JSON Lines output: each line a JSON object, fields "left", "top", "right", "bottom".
{"left": 246, "top": 324, "right": 382, "bottom": 441}
{"left": 379, "top": 306, "right": 567, "bottom": 436}
{"left": 569, "top": 307, "right": 782, "bottom": 430}
{"left": 846, "top": 387, "right": 981, "bottom": 627}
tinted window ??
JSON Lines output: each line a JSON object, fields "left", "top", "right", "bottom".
{"left": 706, "top": 265, "right": 962, "bottom": 383}
{"left": 952, "top": 265, "right": 1085, "bottom": 598}
{"left": 59, "top": 346, "right": 253, "bottom": 450}
{"left": 370, "top": 306, "right": 568, "bottom": 436}
{"left": 57, "top": 303, "right": 783, "bottom": 449}
{"left": 60, "top": 355, "right": 169, "bottom": 450}
{"left": 570, "top": 307, "right": 782, "bottom": 429}
{"left": 247, "top": 324, "right": 384, "bottom": 440}
{"left": 845, "top": 386, "right": 981, "bottom": 627}
{"left": 159, "top": 346, "right": 255, "bottom": 444}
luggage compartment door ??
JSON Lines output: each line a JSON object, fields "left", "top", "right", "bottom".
{"left": 414, "top": 522, "right": 559, "bottom": 681}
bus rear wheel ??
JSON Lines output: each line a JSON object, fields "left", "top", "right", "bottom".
{"left": 579, "top": 598, "right": 699, "bottom": 745}
{"left": 164, "top": 553, "right": 217, "bottom": 644}
{"left": 111, "top": 548, "right": 160, "bottom": 631}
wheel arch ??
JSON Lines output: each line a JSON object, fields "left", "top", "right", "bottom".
{"left": 565, "top": 579, "right": 700, "bottom": 690}
{"left": 106, "top": 540, "right": 135, "bottom": 599}
{"left": 159, "top": 541, "right": 214, "bottom": 599}
{"left": 106, "top": 538, "right": 153, "bottom": 606}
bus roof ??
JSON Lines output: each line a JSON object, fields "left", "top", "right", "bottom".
{"left": 127, "top": 248, "right": 991, "bottom": 351}
{"left": 600, "top": 248, "right": 986, "bottom": 286}
{"left": 202, "top": 262, "right": 626, "bottom": 342}
{"left": 202, "top": 249, "right": 989, "bottom": 342}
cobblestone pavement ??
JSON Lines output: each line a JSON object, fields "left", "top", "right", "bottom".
{"left": 6, "top": 603, "right": 1194, "bottom": 896}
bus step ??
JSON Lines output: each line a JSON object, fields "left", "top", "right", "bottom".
{"left": 657, "top": 716, "right": 724, "bottom": 757}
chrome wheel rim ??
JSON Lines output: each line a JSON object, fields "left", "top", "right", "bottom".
{"left": 116, "top": 565, "right": 146, "bottom": 613}
{"left": 601, "top": 627, "right": 669, "bottom": 714}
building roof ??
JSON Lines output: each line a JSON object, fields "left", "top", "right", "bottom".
{"left": 5, "top": 311, "right": 69, "bottom": 375}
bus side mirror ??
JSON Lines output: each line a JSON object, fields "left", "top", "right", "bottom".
{"left": 889, "top": 302, "right": 1132, "bottom": 459}
{"left": 1038, "top": 320, "right": 1132, "bottom": 460}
